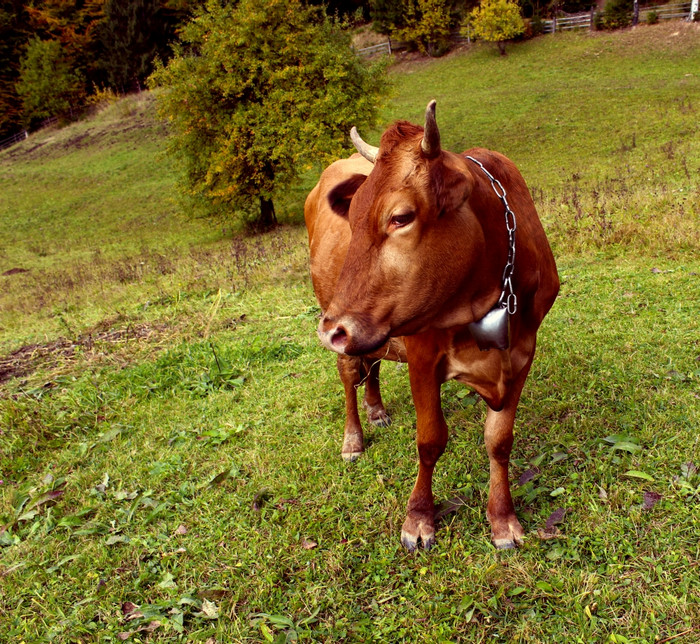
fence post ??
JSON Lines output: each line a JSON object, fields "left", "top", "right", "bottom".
{"left": 590, "top": 5, "right": 595, "bottom": 29}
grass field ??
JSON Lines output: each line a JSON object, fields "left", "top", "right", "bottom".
{"left": 1, "top": 22, "right": 699, "bottom": 643}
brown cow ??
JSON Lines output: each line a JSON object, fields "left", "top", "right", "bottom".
{"left": 309, "top": 101, "right": 559, "bottom": 550}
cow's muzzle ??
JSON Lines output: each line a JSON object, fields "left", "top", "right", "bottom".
{"left": 317, "top": 313, "right": 388, "bottom": 356}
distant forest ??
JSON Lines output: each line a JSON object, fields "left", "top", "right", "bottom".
{"left": 0, "top": 1, "right": 364, "bottom": 139}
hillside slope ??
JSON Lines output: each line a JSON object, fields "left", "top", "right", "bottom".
{"left": 1, "top": 24, "right": 699, "bottom": 644}
{"left": 3, "top": 23, "right": 698, "bottom": 351}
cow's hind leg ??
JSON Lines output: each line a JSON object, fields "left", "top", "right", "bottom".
{"left": 484, "top": 361, "right": 532, "bottom": 549}
{"left": 361, "top": 358, "right": 391, "bottom": 427}
{"left": 337, "top": 354, "right": 365, "bottom": 461}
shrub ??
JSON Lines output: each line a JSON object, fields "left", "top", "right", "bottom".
{"left": 529, "top": 13, "right": 546, "bottom": 36}
{"left": 601, "top": 0, "right": 633, "bottom": 30}
{"left": 465, "top": 0, "right": 525, "bottom": 55}
{"left": 593, "top": 11, "right": 605, "bottom": 30}
{"left": 645, "top": 9, "right": 659, "bottom": 24}
{"left": 85, "top": 85, "right": 120, "bottom": 110}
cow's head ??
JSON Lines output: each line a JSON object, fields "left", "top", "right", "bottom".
{"left": 319, "top": 101, "right": 489, "bottom": 355}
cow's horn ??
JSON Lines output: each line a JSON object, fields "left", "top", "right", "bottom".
{"left": 350, "top": 126, "right": 379, "bottom": 163}
{"left": 421, "top": 99, "right": 441, "bottom": 157}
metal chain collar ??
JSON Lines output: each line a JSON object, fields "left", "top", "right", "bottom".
{"left": 464, "top": 155, "right": 518, "bottom": 316}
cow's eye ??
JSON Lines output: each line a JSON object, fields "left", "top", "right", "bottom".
{"left": 390, "top": 212, "right": 415, "bottom": 228}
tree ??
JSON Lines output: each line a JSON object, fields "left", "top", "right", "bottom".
{"left": 0, "top": 0, "right": 31, "bottom": 138}
{"left": 396, "top": 0, "right": 453, "bottom": 57}
{"left": 467, "top": 0, "right": 524, "bottom": 55}
{"left": 151, "top": 0, "right": 387, "bottom": 230}
{"left": 371, "top": 0, "right": 408, "bottom": 34}
{"left": 2, "top": 0, "right": 195, "bottom": 135}
{"left": 26, "top": 0, "right": 106, "bottom": 87}
{"left": 98, "top": 0, "right": 170, "bottom": 93}
{"left": 16, "top": 37, "right": 85, "bottom": 124}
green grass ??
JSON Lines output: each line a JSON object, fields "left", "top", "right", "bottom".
{"left": 1, "top": 22, "right": 699, "bottom": 643}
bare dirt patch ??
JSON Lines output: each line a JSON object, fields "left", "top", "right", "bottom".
{"left": 0, "top": 321, "right": 169, "bottom": 388}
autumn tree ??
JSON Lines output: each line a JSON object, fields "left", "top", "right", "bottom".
{"left": 26, "top": 1, "right": 192, "bottom": 92}
{"left": 26, "top": 0, "right": 106, "bottom": 84}
{"left": 151, "top": 0, "right": 387, "bottom": 230}
{"left": 467, "top": 0, "right": 524, "bottom": 55}
{"left": 11, "top": 1, "right": 104, "bottom": 126}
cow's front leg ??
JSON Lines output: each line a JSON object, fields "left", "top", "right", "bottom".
{"left": 401, "top": 345, "right": 447, "bottom": 551}
{"left": 483, "top": 361, "right": 532, "bottom": 549}
{"left": 484, "top": 405, "right": 523, "bottom": 549}
{"left": 336, "top": 354, "right": 365, "bottom": 461}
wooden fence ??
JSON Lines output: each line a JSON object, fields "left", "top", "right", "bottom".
{"left": 0, "top": 117, "right": 58, "bottom": 154}
{"left": 544, "top": 1, "right": 692, "bottom": 32}
{"left": 357, "top": 41, "right": 393, "bottom": 57}
{"left": 0, "top": 130, "right": 28, "bottom": 152}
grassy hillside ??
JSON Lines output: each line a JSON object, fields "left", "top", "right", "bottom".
{"left": 1, "top": 22, "right": 699, "bottom": 643}
{"left": 387, "top": 22, "right": 700, "bottom": 254}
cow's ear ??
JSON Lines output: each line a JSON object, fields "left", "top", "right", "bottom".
{"left": 328, "top": 173, "right": 367, "bottom": 217}
{"left": 431, "top": 154, "right": 474, "bottom": 216}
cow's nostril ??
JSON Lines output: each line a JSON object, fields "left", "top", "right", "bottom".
{"left": 330, "top": 326, "right": 348, "bottom": 349}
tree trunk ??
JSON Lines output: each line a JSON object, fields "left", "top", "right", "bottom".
{"left": 498, "top": 41, "right": 507, "bottom": 56}
{"left": 258, "top": 196, "right": 277, "bottom": 230}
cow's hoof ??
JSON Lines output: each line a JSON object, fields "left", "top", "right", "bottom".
{"left": 400, "top": 529, "right": 435, "bottom": 552}
{"left": 341, "top": 433, "right": 363, "bottom": 461}
{"left": 369, "top": 410, "right": 391, "bottom": 427}
{"left": 401, "top": 516, "right": 435, "bottom": 551}
{"left": 491, "top": 518, "right": 524, "bottom": 549}
{"left": 363, "top": 402, "right": 391, "bottom": 427}
{"left": 401, "top": 531, "right": 435, "bottom": 552}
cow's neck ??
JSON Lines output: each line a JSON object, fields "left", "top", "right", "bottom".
{"left": 463, "top": 154, "right": 519, "bottom": 351}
